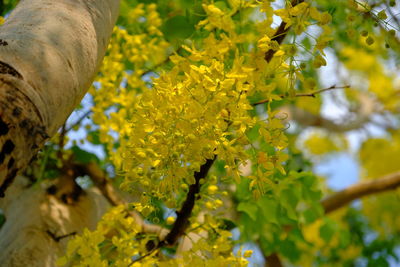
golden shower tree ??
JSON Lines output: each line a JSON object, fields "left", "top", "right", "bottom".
{"left": 1, "top": 0, "right": 400, "bottom": 266}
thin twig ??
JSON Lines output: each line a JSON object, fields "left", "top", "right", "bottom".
{"left": 294, "top": 85, "right": 350, "bottom": 97}
{"left": 253, "top": 85, "right": 350, "bottom": 106}
{"left": 128, "top": 247, "right": 160, "bottom": 266}
{"left": 65, "top": 109, "right": 92, "bottom": 132}
{"left": 57, "top": 124, "right": 66, "bottom": 160}
{"left": 385, "top": 3, "right": 400, "bottom": 31}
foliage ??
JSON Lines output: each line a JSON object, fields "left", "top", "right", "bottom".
{"left": 5, "top": 0, "right": 400, "bottom": 266}
{"left": 0, "top": 0, "right": 18, "bottom": 16}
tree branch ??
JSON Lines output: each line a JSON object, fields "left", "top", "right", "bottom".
{"left": 160, "top": 157, "right": 216, "bottom": 246}
{"left": 322, "top": 171, "right": 400, "bottom": 214}
{"left": 74, "top": 162, "right": 168, "bottom": 237}
{"left": 74, "top": 162, "right": 123, "bottom": 207}
{"left": 265, "top": 253, "right": 283, "bottom": 267}
{"left": 264, "top": 0, "right": 304, "bottom": 63}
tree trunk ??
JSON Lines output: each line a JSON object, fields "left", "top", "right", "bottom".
{"left": 0, "top": 0, "right": 119, "bottom": 196}
{"left": 0, "top": 175, "right": 109, "bottom": 266}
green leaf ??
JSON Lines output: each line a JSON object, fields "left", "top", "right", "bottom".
{"left": 258, "top": 197, "right": 278, "bottom": 224}
{"left": 179, "top": 0, "right": 195, "bottom": 9}
{"left": 235, "top": 179, "right": 252, "bottom": 202}
{"left": 338, "top": 229, "right": 351, "bottom": 247}
{"left": 220, "top": 218, "right": 237, "bottom": 230}
{"left": 237, "top": 201, "right": 258, "bottom": 221}
{"left": 214, "top": 1, "right": 229, "bottom": 11}
{"left": 319, "top": 219, "right": 337, "bottom": 243}
{"left": 162, "top": 15, "right": 195, "bottom": 40}
{"left": 367, "top": 257, "right": 389, "bottom": 267}
{"left": 280, "top": 189, "right": 298, "bottom": 221}
{"left": 119, "top": 0, "right": 132, "bottom": 19}
{"left": 246, "top": 124, "right": 260, "bottom": 142}
{"left": 214, "top": 159, "right": 227, "bottom": 176}
{"left": 302, "top": 207, "right": 321, "bottom": 224}
{"left": 280, "top": 239, "right": 300, "bottom": 261}
{"left": 71, "top": 146, "right": 100, "bottom": 164}
{"left": 88, "top": 130, "right": 102, "bottom": 145}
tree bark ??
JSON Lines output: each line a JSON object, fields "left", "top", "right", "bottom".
{"left": 0, "top": 0, "right": 119, "bottom": 196}
{"left": 0, "top": 175, "right": 109, "bottom": 267}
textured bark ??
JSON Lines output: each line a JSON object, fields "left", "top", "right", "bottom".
{"left": 0, "top": 0, "right": 119, "bottom": 196}
{"left": 0, "top": 176, "right": 109, "bottom": 267}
